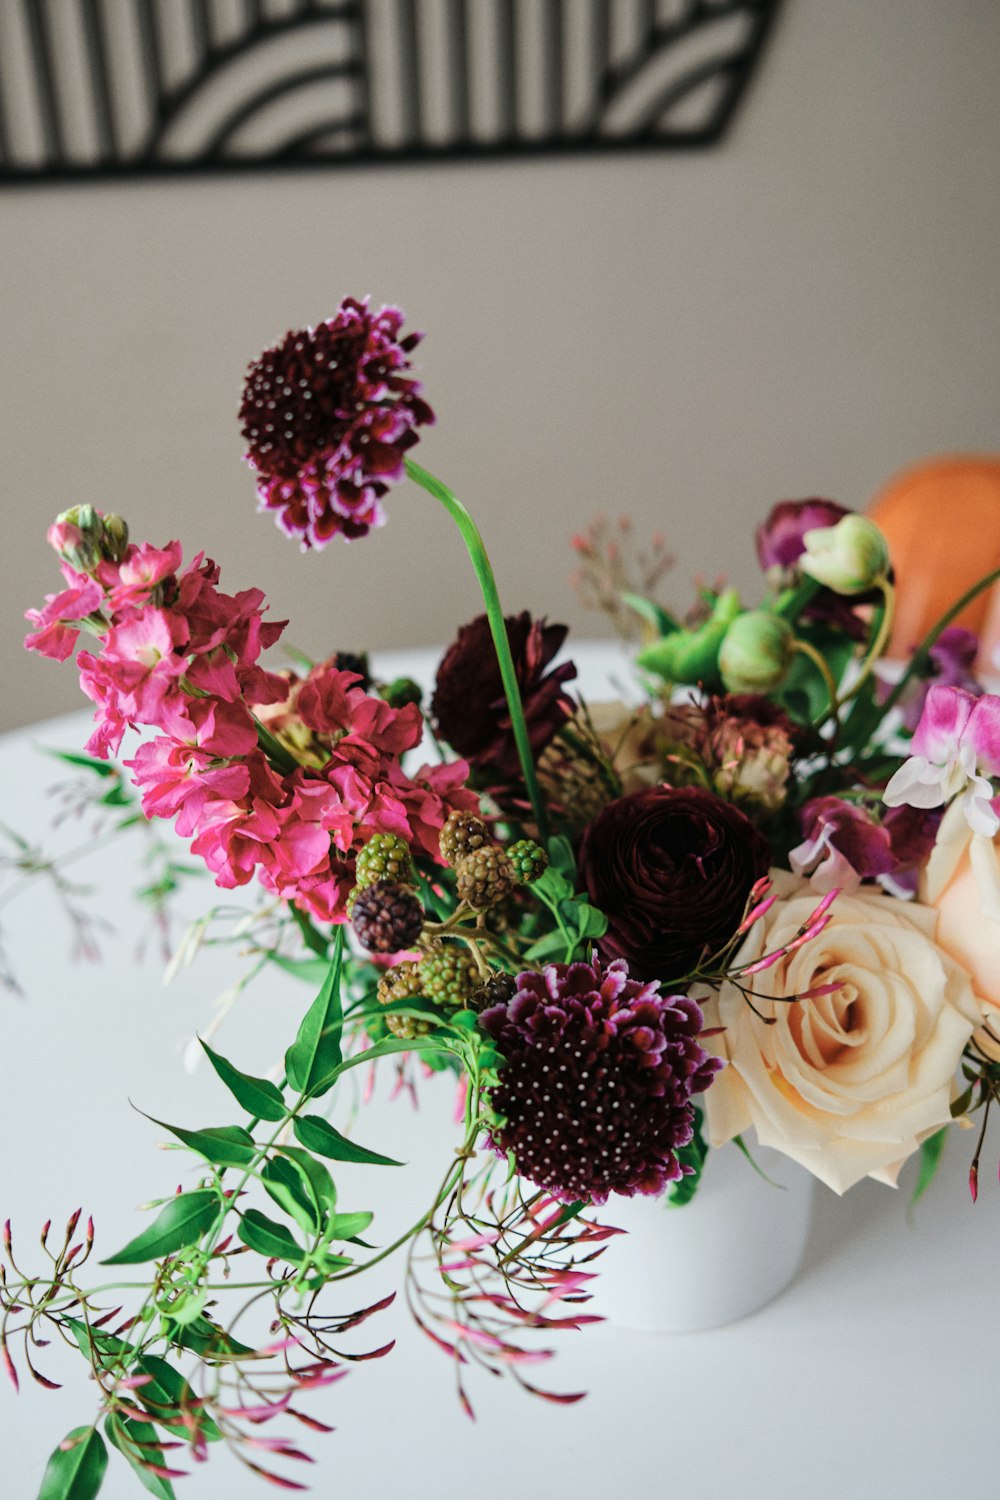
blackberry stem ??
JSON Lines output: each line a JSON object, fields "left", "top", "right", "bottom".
{"left": 405, "top": 457, "right": 550, "bottom": 845}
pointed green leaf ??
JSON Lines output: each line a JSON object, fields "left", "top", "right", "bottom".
{"left": 135, "top": 1355, "right": 221, "bottom": 1442}
{"left": 64, "top": 1319, "right": 132, "bottom": 1365}
{"left": 293, "top": 1114, "right": 403, "bottom": 1167}
{"left": 262, "top": 1157, "right": 319, "bottom": 1234}
{"left": 619, "top": 591, "right": 680, "bottom": 637}
{"left": 237, "top": 1208, "right": 308, "bottom": 1265}
{"left": 285, "top": 929, "right": 344, "bottom": 1098}
{"left": 38, "top": 1427, "right": 107, "bottom": 1500}
{"left": 168, "top": 1315, "right": 253, "bottom": 1360}
{"left": 42, "top": 747, "right": 117, "bottom": 778}
{"left": 104, "top": 1415, "right": 177, "bottom": 1500}
{"left": 328, "top": 1210, "right": 374, "bottom": 1241}
{"left": 265, "top": 954, "right": 332, "bottom": 985}
{"left": 276, "top": 1145, "right": 337, "bottom": 1213}
{"left": 534, "top": 865, "right": 573, "bottom": 902}
{"left": 912, "top": 1127, "right": 947, "bottom": 1207}
{"left": 102, "top": 1190, "right": 219, "bottom": 1266}
{"left": 143, "top": 1115, "right": 256, "bottom": 1169}
{"left": 199, "top": 1040, "right": 286, "bottom": 1123}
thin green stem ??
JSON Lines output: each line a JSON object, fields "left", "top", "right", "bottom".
{"left": 880, "top": 564, "right": 1000, "bottom": 718}
{"left": 405, "top": 458, "right": 549, "bottom": 844}
{"left": 833, "top": 578, "right": 895, "bottom": 712}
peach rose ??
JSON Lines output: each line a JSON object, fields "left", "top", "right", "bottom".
{"left": 698, "top": 871, "right": 981, "bottom": 1193}
{"left": 922, "top": 800, "right": 1000, "bottom": 1061}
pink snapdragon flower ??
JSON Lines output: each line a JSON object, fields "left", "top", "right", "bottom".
{"left": 883, "top": 684, "right": 1000, "bottom": 837}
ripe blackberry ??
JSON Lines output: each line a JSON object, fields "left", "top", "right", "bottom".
{"left": 351, "top": 881, "right": 424, "bottom": 953}
{"left": 456, "top": 846, "right": 516, "bottom": 911}
{"left": 507, "top": 839, "right": 548, "bottom": 884}
{"left": 419, "top": 944, "right": 479, "bottom": 1007}
{"left": 469, "top": 971, "right": 517, "bottom": 1013}
{"left": 382, "top": 676, "right": 422, "bottom": 709}
{"left": 439, "top": 810, "right": 489, "bottom": 866}
{"left": 355, "top": 833, "right": 413, "bottom": 890}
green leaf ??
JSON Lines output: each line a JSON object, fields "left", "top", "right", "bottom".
{"left": 237, "top": 1207, "right": 308, "bottom": 1265}
{"left": 135, "top": 1355, "right": 221, "bottom": 1442}
{"left": 142, "top": 1116, "right": 256, "bottom": 1169}
{"left": 64, "top": 1319, "right": 132, "bottom": 1365}
{"left": 619, "top": 591, "right": 679, "bottom": 637}
{"left": 168, "top": 1315, "right": 253, "bottom": 1360}
{"left": 328, "top": 1210, "right": 374, "bottom": 1241}
{"left": 265, "top": 954, "right": 333, "bottom": 986}
{"left": 104, "top": 1415, "right": 177, "bottom": 1500}
{"left": 38, "top": 1427, "right": 108, "bottom": 1500}
{"left": 42, "top": 747, "right": 117, "bottom": 778}
{"left": 912, "top": 1127, "right": 947, "bottom": 1207}
{"left": 666, "top": 1105, "right": 709, "bottom": 1208}
{"left": 102, "top": 1190, "right": 220, "bottom": 1266}
{"left": 262, "top": 1157, "right": 320, "bottom": 1234}
{"left": 293, "top": 1114, "right": 403, "bottom": 1167}
{"left": 285, "top": 929, "right": 344, "bottom": 1099}
{"left": 546, "top": 834, "right": 577, "bottom": 881}
{"left": 276, "top": 1145, "right": 338, "bottom": 1218}
{"left": 534, "top": 865, "right": 573, "bottom": 903}
{"left": 199, "top": 1040, "right": 286, "bottom": 1123}
{"left": 523, "top": 930, "right": 569, "bottom": 963}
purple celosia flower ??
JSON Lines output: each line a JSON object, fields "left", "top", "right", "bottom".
{"left": 239, "top": 297, "right": 434, "bottom": 549}
{"left": 480, "top": 955, "right": 722, "bottom": 1205}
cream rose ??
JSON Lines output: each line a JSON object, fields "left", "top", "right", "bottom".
{"left": 698, "top": 871, "right": 981, "bottom": 1194}
{"left": 922, "top": 800, "right": 1000, "bottom": 1062}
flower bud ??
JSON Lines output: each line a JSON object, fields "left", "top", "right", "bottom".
{"left": 637, "top": 588, "right": 741, "bottom": 686}
{"left": 382, "top": 676, "right": 422, "bottom": 709}
{"left": 719, "top": 611, "right": 795, "bottom": 694}
{"left": 799, "top": 515, "right": 890, "bottom": 595}
{"left": 101, "top": 513, "right": 129, "bottom": 562}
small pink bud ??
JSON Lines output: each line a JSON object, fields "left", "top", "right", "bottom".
{"left": 970, "top": 1163, "right": 979, "bottom": 1203}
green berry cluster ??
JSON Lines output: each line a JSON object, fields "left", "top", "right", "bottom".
{"left": 355, "top": 833, "right": 413, "bottom": 890}
{"left": 507, "top": 839, "right": 548, "bottom": 884}
{"left": 419, "top": 944, "right": 479, "bottom": 1007}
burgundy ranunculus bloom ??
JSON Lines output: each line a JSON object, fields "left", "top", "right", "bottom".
{"left": 481, "top": 955, "right": 722, "bottom": 1204}
{"left": 431, "top": 612, "right": 576, "bottom": 779}
{"left": 755, "top": 498, "right": 850, "bottom": 573}
{"left": 577, "top": 786, "right": 771, "bottom": 981}
{"left": 240, "top": 297, "right": 434, "bottom": 549}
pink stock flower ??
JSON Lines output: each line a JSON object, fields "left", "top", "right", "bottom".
{"left": 24, "top": 572, "right": 105, "bottom": 661}
{"left": 239, "top": 297, "right": 434, "bottom": 549}
{"left": 884, "top": 684, "right": 1000, "bottom": 836}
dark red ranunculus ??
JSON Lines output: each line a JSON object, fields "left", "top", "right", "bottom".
{"left": 577, "top": 785, "right": 771, "bottom": 982}
{"left": 431, "top": 612, "right": 576, "bottom": 779}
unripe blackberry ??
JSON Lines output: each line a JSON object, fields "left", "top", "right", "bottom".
{"left": 351, "top": 881, "right": 424, "bottom": 953}
{"left": 507, "top": 838, "right": 548, "bottom": 884}
{"left": 469, "top": 971, "right": 517, "bottom": 1013}
{"left": 419, "top": 944, "right": 479, "bottom": 1007}
{"left": 456, "top": 846, "right": 516, "bottom": 911}
{"left": 382, "top": 676, "right": 422, "bottom": 709}
{"left": 377, "top": 959, "right": 424, "bottom": 1008}
{"left": 386, "top": 1013, "right": 431, "bottom": 1041}
{"left": 355, "top": 833, "right": 413, "bottom": 890}
{"left": 440, "top": 810, "right": 489, "bottom": 866}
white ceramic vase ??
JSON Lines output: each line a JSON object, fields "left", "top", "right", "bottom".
{"left": 593, "top": 1140, "right": 817, "bottom": 1333}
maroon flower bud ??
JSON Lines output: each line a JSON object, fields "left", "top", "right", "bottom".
{"left": 577, "top": 786, "right": 771, "bottom": 981}
{"left": 755, "top": 499, "right": 851, "bottom": 574}
{"left": 431, "top": 612, "right": 577, "bottom": 780}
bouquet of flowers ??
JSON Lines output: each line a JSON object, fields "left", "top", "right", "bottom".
{"left": 8, "top": 295, "right": 1000, "bottom": 1499}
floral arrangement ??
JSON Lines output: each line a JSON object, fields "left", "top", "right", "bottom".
{"left": 7, "top": 295, "right": 1000, "bottom": 1499}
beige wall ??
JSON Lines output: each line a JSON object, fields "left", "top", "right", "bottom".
{"left": 3, "top": 0, "right": 999, "bottom": 733}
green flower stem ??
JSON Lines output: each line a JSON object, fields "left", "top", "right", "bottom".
{"left": 832, "top": 578, "right": 895, "bottom": 712}
{"left": 796, "top": 639, "right": 839, "bottom": 724}
{"left": 879, "top": 564, "right": 1000, "bottom": 718}
{"left": 405, "top": 457, "right": 549, "bottom": 845}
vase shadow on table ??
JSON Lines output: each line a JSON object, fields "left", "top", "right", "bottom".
{"left": 794, "top": 1170, "right": 911, "bottom": 1287}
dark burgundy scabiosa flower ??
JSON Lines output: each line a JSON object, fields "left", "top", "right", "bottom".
{"left": 480, "top": 955, "right": 722, "bottom": 1204}
{"left": 577, "top": 785, "right": 771, "bottom": 982}
{"left": 431, "top": 612, "right": 576, "bottom": 780}
{"left": 239, "top": 297, "right": 434, "bottom": 549}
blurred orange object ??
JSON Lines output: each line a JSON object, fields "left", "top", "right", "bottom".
{"left": 868, "top": 454, "right": 1000, "bottom": 666}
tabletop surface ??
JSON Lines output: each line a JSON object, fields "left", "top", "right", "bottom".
{"left": 1, "top": 645, "right": 996, "bottom": 1500}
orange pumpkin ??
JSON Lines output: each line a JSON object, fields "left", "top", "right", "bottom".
{"left": 868, "top": 454, "right": 1000, "bottom": 665}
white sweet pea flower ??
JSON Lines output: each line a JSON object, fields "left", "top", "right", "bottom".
{"left": 884, "top": 684, "right": 1000, "bottom": 837}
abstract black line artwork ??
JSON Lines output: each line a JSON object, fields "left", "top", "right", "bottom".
{"left": 0, "top": 0, "right": 780, "bottom": 184}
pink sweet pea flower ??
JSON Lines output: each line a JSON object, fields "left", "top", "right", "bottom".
{"left": 884, "top": 685, "right": 1000, "bottom": 836}
{"left": 790, "top": 797, "right": 896, "bottom": 893}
